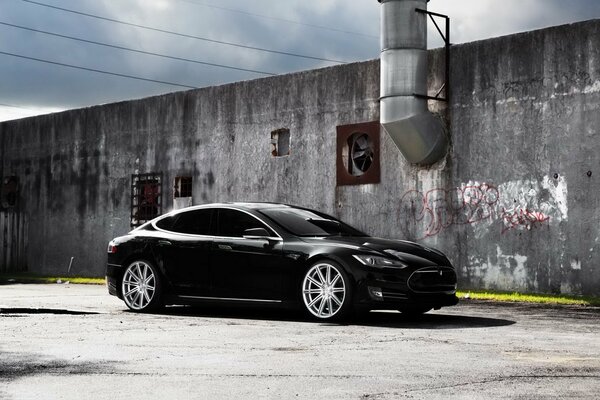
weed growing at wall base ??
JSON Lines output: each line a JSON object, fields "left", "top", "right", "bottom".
{"left": 0, "top": 274, "right": 105, "bottom": 285}
{"left": 458, "top": 290, "right": 600, "bottom": 307}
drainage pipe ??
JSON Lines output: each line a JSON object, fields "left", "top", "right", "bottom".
{"left": 378, "top": 0, "right": 448, "bottom": 165}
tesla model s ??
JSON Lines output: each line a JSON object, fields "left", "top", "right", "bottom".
{"left": 106, "top": 202, "right": 458, "bottom": 320}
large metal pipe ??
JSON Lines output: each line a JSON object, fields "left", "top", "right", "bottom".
{"left": 378, "top": 0, "right": 447, "bottom": 165}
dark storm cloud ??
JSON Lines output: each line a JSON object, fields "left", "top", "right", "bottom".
{"left": 1, "top": 0, "right": 600, "bottom": 121}
{"left": 0, "top": 0, "right": 380, "bottom": 120}
{"left": 429, "top": 0, "right": 600, "bottom": 48}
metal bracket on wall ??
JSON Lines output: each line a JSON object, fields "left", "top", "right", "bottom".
{"left": 414, "top": 8, "right": 450, "bottom": 103}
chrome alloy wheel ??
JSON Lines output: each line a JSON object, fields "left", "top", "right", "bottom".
{"left": 302, "top": 262, "right": 346, "bottom": 319}
{"left": 122, "top": 261, "right": 156, "bottom": 311}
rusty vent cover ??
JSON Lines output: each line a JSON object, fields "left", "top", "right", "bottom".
{"left": 336, "top": 121, "right": 380, "bottom": 186}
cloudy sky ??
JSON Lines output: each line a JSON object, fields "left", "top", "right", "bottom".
{"left": 1, "top": 0, "right": 600, "bottom": 122}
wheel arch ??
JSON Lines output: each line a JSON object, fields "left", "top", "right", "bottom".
{"left": 116, "top": 245, "right": 169, "bottom": 297}
{"left": 302, "top": 253, "right": 357, "bottom": 283}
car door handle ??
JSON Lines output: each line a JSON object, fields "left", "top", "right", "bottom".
{"left": 218, "top": 244, "right": 232, "bottom": 250}
{"left": 158, "top": 240, "right": 172, "bottom": 246}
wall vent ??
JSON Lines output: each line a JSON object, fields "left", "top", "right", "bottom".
{"left": 336, "top": 121, "right": 380, "bottom": 186}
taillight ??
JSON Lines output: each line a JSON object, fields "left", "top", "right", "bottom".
{"left": 107, "top": 242, "right": 118, "bottom": 254}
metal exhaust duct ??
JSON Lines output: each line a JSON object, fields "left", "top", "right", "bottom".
{"left": 378, "top": 0, "right": 448, "bottom": 165}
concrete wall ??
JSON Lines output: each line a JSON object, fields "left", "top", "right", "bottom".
{"left": 1, "top": 20, "right": 599, "bottom": 296}
{"left": 0, "top": 61, "right": 382, "bottom": 276}
{"left": 444, "top": 20, "right": 600, "bottom": 295}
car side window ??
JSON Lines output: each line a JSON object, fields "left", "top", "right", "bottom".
{"left": 217, "top": 209, "right": 274, "bottom": 238}
{"left": 165, "top": 209, "right": 213, "bottom": 235}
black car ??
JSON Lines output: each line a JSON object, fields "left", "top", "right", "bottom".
{"left": 106, "top": 203, "right": 458, "bottom": 320}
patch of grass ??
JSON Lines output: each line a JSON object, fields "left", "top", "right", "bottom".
{"left": 457, "top": 290, "right": 600, "bottom": 307}
{"left": 0, "top": 273, "right": 105, "bottom": 285}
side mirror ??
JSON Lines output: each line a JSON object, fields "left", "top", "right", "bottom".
{"left": 243, "top": 228, "right": 281, "bottom": 242}
{"left": 243, "top": 228, "right": 271, "bottom": 238}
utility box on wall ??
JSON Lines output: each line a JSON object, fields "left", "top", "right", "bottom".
{"left": 336, "top": 121, "right": 380, "bottom": 186}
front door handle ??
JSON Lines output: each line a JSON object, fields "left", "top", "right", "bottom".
{"left": 218, "top": 244, "right": 232, "bottom": 250}
{"left": 158, "top": 240, "right": 172, "bottom": 246}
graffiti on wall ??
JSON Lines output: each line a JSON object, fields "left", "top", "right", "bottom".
{"left": 400, "top": 175, "right": 567, "bottom": 239}
{"left": 500, "top": 208, "right": 550, "bottom": 234}
{"left": 399, "top": 184, "right": 499, "bottom": 238}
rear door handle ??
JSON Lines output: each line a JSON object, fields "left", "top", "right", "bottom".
{"left": 218, "top": 244, "right": 232, "bottom": 250}
{"left": 158, "top": 240, "right": 172, "bottom": 246}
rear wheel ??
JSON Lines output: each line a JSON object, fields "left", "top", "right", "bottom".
{"left": 301, "top": 261, "right": 352, "bottom": 320}
{"left": 121, "top": 260, "right": 162, "bottom": 312}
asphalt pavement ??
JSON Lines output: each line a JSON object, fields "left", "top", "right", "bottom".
{"left": 1, "top": 284, "right": 599, "bottom": 399}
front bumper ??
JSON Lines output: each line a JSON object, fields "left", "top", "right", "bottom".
{"left": 357, "top": 287, "right": 459, "bottom": 310}
{"left": 351, "top": 264, "right": 458, "bottom": 310}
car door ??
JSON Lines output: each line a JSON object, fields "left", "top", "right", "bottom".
{"left": 210, "top": 208, "right": 286, "bottom": 301}
{"left": 155, "top": 208, "right": 214, "bottom": 296}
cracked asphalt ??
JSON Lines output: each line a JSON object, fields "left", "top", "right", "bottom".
{"left": 0, "top": 284, "right": 599, "bottom": 399}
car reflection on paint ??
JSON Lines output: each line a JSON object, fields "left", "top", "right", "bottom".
{"left": 106, "top": 202, "right": 458, "bottom": 320}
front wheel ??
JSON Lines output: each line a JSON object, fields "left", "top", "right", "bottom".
{"left": 121, "top": 260, "right": 162, "bottom": 312}
{"left": 301, "top": 261, "right": 352, "bottom": 320}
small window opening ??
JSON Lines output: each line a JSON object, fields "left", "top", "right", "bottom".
{"left": 173, "top": 176, "right": 193, "bottom": 210}
{"left": 1, "top": 176, "right": 19, "bottom": 209}
{"left": 174, "top": 176, "right": 193, "bottom": 198}
{"left": 131, "top": 172, "right": 162, "bottom": 227}
{"left": 271, "top": 128, "right": 290, "bottom": 157}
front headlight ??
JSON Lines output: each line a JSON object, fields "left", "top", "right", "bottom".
{"left": 352, "top": 254, "right": 408, "bottom": 269}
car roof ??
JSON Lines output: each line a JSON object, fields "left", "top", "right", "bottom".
{"left": 132, "top": 202, "right": 295, "bottom": 233}
{"left": 164, "top": 202, "right": 296, "bottom": 214}
{"left": 228, "top": 202, "right": 298, "bottom": 210}
{"left": 154, "top": 202, "right": 326, "bottom": 223}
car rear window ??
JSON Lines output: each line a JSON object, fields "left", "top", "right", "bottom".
{"left": 155, "top": 209, "right": 213, "bottom": 235}
{"left": 155, "top": 215, "right": 177, "bottom": 230}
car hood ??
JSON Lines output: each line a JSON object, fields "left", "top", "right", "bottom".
{"left": 301, "top": 236, "right": 451, "bottom": 267}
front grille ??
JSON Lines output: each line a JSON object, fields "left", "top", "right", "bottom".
{"left": 408, "top": 266, "right": 456, "bottom": 293}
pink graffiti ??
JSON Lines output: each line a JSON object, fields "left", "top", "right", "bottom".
{"left": 500, "top": 208, "right": 550, "bottom": 234}
{"left": 399, "top": 184, "right": 499, "bottom": 239}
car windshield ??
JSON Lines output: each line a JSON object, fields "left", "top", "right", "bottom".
{"left": 258, "top": 207, "right": 367, "bottom": 237}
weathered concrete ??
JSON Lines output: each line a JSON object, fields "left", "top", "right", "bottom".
{"left": 1, "top": 20, "right": 600, "bottom": 296}
{"left": 443, "top": 20, "right": 600, "bottom": 296}
{"left": 0, "top": 61, "right": 381, "bottom": 277}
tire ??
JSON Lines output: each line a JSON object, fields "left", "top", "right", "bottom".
{"left": 301, "top": 261, "right": 353, "bottom": 320}
{"left": 121, "top": 259, "right": 163, "bottom": 312}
